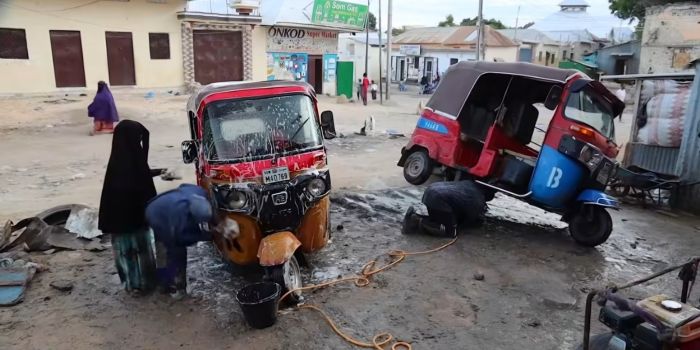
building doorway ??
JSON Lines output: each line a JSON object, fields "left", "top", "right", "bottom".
{"left": 308, "top": 55, "right": 323, "bottom": 94}
{"left": 423, "top": 57, "right": 436, "bottom": 80}
{"left": 105, "top": 32, "right": 136, "bottom": 86}
{"left": 49, "top": 30, "right": 86, "bottom": 88}
{"left": 394, "top": 56, "right": 407, "bottom": 82}
{"left": 614, "top": 59, "right": 627, "bottom": 75}
{"left": 193, "top": 30, "right": 243, "bottom": 85}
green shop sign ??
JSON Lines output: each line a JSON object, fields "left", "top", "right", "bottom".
{"left": 311, "top": 0, "right": 368, "bottom": 30}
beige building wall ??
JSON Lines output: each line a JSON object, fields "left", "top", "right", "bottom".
{"left": 251, "top": 25, "right": 268, "bottom": 81}
{"left": 0, "top": 0, "right": 185, "bottom": 94}
{"left": 484, "top": 46, "right": 518, "bottom": 62}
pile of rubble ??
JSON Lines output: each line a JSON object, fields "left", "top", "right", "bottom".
{"left": 0, "top": 205, "right": 106, "bottom": 306}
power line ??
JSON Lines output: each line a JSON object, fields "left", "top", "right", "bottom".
{"left": 0, "top": 0, "right": 132, "bottom": 30}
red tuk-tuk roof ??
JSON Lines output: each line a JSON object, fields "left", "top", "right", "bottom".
{"left": 188, "top": 80, "right": 316, "bottom": 112}
{"left": 426, "top": 61, "right": 580, "bottom": 119}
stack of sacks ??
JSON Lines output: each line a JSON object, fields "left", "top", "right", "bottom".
{"left": 637, "top": 80, "right": 691, "bottom": 147}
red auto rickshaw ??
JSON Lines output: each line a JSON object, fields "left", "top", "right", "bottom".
{"left": 182, "top": 81, "right": 337, "bottom": 301}
{"left": 398, "top": 62, "right": 625, "bottom": 247}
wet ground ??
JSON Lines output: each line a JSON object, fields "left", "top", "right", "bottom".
{"left": 1, "top": 89, "right": 698, "bottom": 350}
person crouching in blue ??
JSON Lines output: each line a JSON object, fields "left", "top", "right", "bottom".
{"left": 145, "top": 184, "right": 235, "bottom": 299}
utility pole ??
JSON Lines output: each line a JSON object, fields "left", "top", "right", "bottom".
{"left": 514, "top": 5, "right": 520, "bottom": 42}
{"left": 385, "top": 0, "right": 392, "bottom": 100}
{"left": 364, "top": 0, "right": 370, "bottom": 77}
{"left": 378, "top": 0, "right": 383, "bottom": 104}
{"left": 476, "top": 0, "right": 483, "bottom": 61}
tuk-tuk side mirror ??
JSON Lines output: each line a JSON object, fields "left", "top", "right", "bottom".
{"left": 181, "top": 140, "right": 198, "bottom": 164}
{"left": 545, "top": 85, "right": 563, "bottom": 110}
{"left": 320, "top": 110, "right": 336, "bottom": 140}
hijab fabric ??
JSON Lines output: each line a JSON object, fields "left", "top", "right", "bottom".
{"left": 98, "top": 120, "right": 157, "bottom": 234}
{"left": 88, "top": 81, "right": 119, "bottom": 123}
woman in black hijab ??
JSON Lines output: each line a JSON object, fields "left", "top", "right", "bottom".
{"left": 99, "top": 120, "right": 161, "bottom": 294}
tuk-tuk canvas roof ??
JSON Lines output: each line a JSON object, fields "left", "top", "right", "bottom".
{"left": 425, "top": 62, "right": 578, "bottom": 119}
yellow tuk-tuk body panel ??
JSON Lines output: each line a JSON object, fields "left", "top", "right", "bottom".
{"left": 296, "top": 196, "right": 330, "bottom": 253}
{"left": 214, "top": 213, "right": 262, "bottom": 265}
{"left": 257, "top": 231, "right": 302, "bottom": 266}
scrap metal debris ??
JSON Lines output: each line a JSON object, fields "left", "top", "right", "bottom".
{"left": 0, "top": 256, "right": 46, "bottom": 306}
{"left": 0, "top": 205, "right": 107, "bottom": 254}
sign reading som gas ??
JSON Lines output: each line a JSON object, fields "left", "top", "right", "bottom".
{"left": 311, "top": 0, "right": 368, "bottom": 30}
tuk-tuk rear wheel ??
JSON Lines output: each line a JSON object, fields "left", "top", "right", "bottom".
{"left": 569, "top": 206, "right": 613, "bottom": 247}
{"left": 266, "top": 255, "right": 302, "bottom": 305}
{"left": 403, "top": 150, "right": 433, "bottom": 185}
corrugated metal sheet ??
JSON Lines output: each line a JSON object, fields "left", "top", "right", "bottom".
{"left": 394, "top": 26, "right": 517, "bottom": 47}
{"left": 393, "top": 27, "right": 462, "bottom": 45}
{"left": 623, "top": 142, "right": 680, "bottom": 175}
{"left": 674, "top": 63, "right": 700, "bottom": 213}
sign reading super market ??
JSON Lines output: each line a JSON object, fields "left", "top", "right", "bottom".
{"left": 311, "top": 0, "right": 369, "bottom": 31}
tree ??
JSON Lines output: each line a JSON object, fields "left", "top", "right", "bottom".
{"left": 367, "top": 12, "right": 377, "bottom": 30}
{"left": 520, "top": 22, "right": 535, "bottom": 29}
{"left": 392, "top": 28, "right": 406, "bottom": 36}
{"left": 438, "top": 14, "right": 456, "bottom": 27}
{"left": 608, "top": 0, "right": 686, "bottom": 21}
{"left": 459, "top": 16, "right": 507, "bottom": 29}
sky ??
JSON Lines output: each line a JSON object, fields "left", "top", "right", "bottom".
{"left": 364, "top": 0, "right": 629, "bottom": 29}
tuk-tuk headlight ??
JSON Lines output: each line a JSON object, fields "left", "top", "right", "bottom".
{"left": 307, "top": 178, "right": 327, "bottom": 197}
{"left": 579, "top": 145, "right": 603, "bottom": 171}
{"left": 227, "top": 190, "right": 248, "bottom": 210}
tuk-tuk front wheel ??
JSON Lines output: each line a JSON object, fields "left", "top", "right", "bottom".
{"left": 265, "top": 255, "right": 302, "bottom": 305}
{"left": 403, "top": 150, "right": 433, "bottom": 185}
{"left": 569, "top": 205, "right": 613, "bottom": 247}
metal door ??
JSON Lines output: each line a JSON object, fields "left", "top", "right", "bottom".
{"left": 424, "top": 57, "right": 435, "bottom": 80}
{"left": 336, "top": 61, "right": 353, "bottom": 99}
{"left": 193, "top": 30, "right": 243, "bottom": 85}
{"left": 105, "top": 32, "right": 136, "bottom": 86}
{"left": 49, "top": 30, "right": 86, "bottom": 88}
{"left": 519, "top": 47, "right": 533, "bottom": 62}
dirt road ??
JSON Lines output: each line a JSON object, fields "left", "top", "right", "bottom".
{"left": 1, "top": 89, "right": 697, "bottom": 350}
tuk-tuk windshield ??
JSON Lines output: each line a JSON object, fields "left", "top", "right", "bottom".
{"left": 564, "top": 87, "right": 615, "bottom": 140}
{"left": 203, "top": 94, "right": 322, "bottom": 162}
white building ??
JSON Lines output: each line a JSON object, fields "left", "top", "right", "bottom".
{"left": 337, "top": 32, "right": 386, "bottom": 86}
{"left": 498, "top": 28, "right": 562, "bottom": 66}
{"left": 391, "top": 26, "right": 518, "bottom": 83}
{"left": 532, "top": 0, "right": 634, "bottom": 40}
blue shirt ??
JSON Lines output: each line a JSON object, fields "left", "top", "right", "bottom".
{"left": 145, "top": 184, "right": 213, "bottom": 247}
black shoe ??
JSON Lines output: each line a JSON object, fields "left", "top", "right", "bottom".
{"left": 421, "top": 220, "right": 458, "bottom": 238}
{"left": 401, "top": 206, "right": 420, "bottom": 235}
{"left": 420, "top": 219, "right": 447, "bottom": 237}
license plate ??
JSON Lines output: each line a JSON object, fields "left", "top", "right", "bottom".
{"left": 262, "top": 167, "right": 290, "bottom": 184}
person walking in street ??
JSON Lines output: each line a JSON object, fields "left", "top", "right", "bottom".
{"left": 98, "top": 120, "right": 164, "bottom": 295}
{"left": 88, "top": 81, "right": 119, "bottom": 135}
{"left": 371, "top": 80, "right": 378, "bottom": 100}
{"left": 361, "top": 73, "right": 370, "bottom": 106}
{"left": 145, "top": 184, "right": 238, "bottom": 299}
{"left": 356, "top": 79, "right": 362, "bottom": 101}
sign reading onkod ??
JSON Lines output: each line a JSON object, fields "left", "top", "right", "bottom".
{"left": 267, "top": 26, "right": 338, "bottom": 55}
{"left": 399, "top": 45, "right": 421, "bottom": 56}
{"left": 311, "top": 0, "right": 368, "bottom": 30}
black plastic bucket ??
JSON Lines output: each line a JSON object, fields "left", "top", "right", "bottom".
{"left": 236, "top": 282, "right": 281, "bottom": 329}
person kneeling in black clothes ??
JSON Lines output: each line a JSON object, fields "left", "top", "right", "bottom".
{"left": 402, "top": 181, "right": 487, "bottom": 237}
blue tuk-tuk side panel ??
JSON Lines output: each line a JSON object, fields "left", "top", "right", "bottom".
{"left": 529, "top": 145, "right": 586, "bottom": 208}
{"left": 576, "top": 189, "right": 619, "bottom": 208}
{"left": 529, "top": 145, "right": 619, "bottom": 210}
